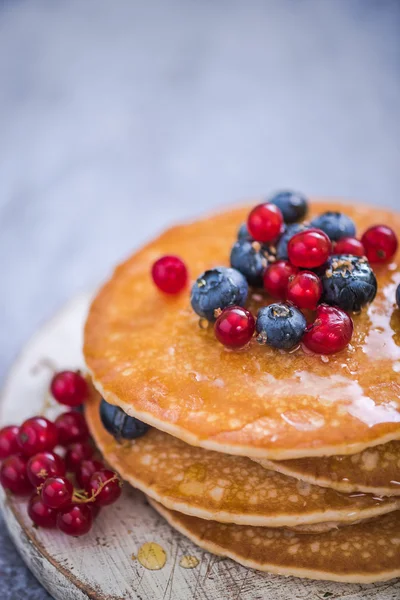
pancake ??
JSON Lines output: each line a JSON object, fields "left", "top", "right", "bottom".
{"left": 84, "top": 200, "right": 400, "bottom": 459}
{"left": 85, "top": 388, "right": 400, "bottom": 528}
{"left": 149, "top": 499, "right": 400, "bottom": 583}
{"left": 255, "top": 440, "right": 400, "bottom": 497}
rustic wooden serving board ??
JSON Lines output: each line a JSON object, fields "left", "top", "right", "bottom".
{"left": 0, "top": 294, "right": 399, "bottom": 600}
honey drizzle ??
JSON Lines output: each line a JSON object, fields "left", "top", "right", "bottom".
{"left": 137, "top": 542, "right": 167, "bottom": 570}
{"left": 179, "top": 555, "right": 200, "bottom": 569}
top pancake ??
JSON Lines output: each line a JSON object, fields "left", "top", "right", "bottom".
{"left": 84, "top": 200, "right": 400, "bottom": 459}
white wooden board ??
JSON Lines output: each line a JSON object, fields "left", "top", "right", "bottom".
{"left": 0, "top": 294, "right": 399, "bottom": 600}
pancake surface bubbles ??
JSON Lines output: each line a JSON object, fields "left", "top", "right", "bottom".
{"left": 85, "top": 389, "right": 400, "bottom": 527}
{"left": 84, "top": 200, "right": 400, "bottom": 459}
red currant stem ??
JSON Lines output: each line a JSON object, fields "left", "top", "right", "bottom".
{"left": 198, "top": 318, "right": 209, "bottom": 330}
{"left": 39, "top": 392, "right": 57, "bottom": 417}
{"left": 72, "top": 475, "right": 121, "bottom": 504}
{"left": 30, "top": 358, "right": 58, "bottom": 376}
{"left": 72, "top": 489, "right": 91, "bottom": 502}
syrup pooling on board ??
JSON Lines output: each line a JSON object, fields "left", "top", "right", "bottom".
{"left": 84, "top": 201, "right": 400, "bottom": 458}
{"left": 179, "top": 555, "right": 199, "bottom": 569}
{"left": 136, "top": 542, "right": 167, "bottom": 570}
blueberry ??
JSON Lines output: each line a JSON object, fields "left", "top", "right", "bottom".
{"left": 397, "top": 284, "right": 400, "bottom": 309}
{"left": 237, "top": 223, "right": 253, "bottom": 241}
{"left": 230, "top": 240, "right": 275, "bottom": 287}
{"left": 310, "top": 211, "right": 356, "bottom": 241}
{"left": 276, "top": 223, "right": 311, "bottom": 260}
{"left": 256, "top": 303, "right": 306, "bottom": 349}
{"left": 100, "top": 399, "right": 150, "bottom": 440}
{"left": 191, "top": 266, "right": 249, "bottom": 321}
{"left": 269, "top": 190, "right": 308, "bottom": 224}
{"left": 319, "top": 255, "right": 377, "bottom": 312}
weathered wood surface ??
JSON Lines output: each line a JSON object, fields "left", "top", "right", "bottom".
{"left": 0, "top": 294, "right": 399, "bottom": 600}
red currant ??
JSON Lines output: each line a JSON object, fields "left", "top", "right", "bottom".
{"left": 0, "top": 425, "right": 20, "bottom": 459}
{"left": 28, "top": 493, "right": 58, "bottom": 528}
{"left": 41, "top": 476, "right": 73, "bottom": 509}
{"left": 76, "top": 459, "right": 104, "bottom": 488}
{"left": 57, "top": 503, "right": 93, "bottom": 537}
{"left": 50, "top": 371, "right": 88, "bottom": 407}
{"left": 361, "top": 225, "right": 398, "bottom": 263}
{"left": 85, "top": 469, "right": 122, "bottom": 506}
{"left": 247, "top": 203, "right": 284, "bottom": 243}
{"left": 288, "top": 228, "right": 332, "bottom": 268}
{"left": 65, "top": 441, "right": 94, "bottom": 472}
{"left": 287, "top": 271, "right": 322, "bottom": 310}
{"left": 55, "top": 411, "right": 89, "bottom": 446}
{"left": 151, "top": 256, "right": 188, "bottom": 294}
{"left": 27, "top": 451, "right": 66, "bottom": 487}
{"left": 334, "top": 237, "right": 365, "bottom": 257}
{"left": 0, "top": 455, "right": 32, "bottom": 495}
{"left": 214, "top": 306, "right": 255, "bottom": 349}
{"left": 17, "top": 417, "right": 58, "bottom": 457}
{"left": 302, "top": 304, "right": 353, "bottom": 354}
{"left": 263, "top": 261, "right": 299, "bottom": 300}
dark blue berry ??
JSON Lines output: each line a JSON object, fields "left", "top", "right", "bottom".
{"left": 256, "top": 303, "right": 306, "bottom": 349}
{"left": 319, "top": 255, "right": 377, "bottom": 312}
{"left": 191, "top": 267, "right": 248, "bottom": 321}
{"left": 100, "top": 399, "right": 150, "bottom": 440}
{"left": 397, "top": 284, "right": 400, "bottom": 309}
{"left": 237, "top": 223, "right": 253, "bottom": 241}
{"left": 276, "top": 223, "right": 311, "bottom": 260}
{"left": 310, "top": 211, "right": 356, "bottom": 242}
{"left": 230, "top": 240, "right": 275, "bottom": 287}
{"left": 269, "top": 191, "right": 308, "bottom": 224}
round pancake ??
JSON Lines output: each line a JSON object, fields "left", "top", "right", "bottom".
{"left": 84, "top": 200, "right": 400, "bottom": 459}
{"left": 149, "top": 499, "right": 400, "bottom": 583}
{"left": 255, "top": 440, "right": 400, "bottom": 497}
{"left": 86, "top": 388, "right": 400, "bottom": 527}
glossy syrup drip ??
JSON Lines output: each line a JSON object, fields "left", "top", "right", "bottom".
{"left": 363, "top": 270, "right": 400, "bottom": 363}
{"left": 137, "top": 542, "right": 167, "bottom": 570}
{"left": 179, "top": 555, "right": 200, "bottom": 569}
{"left": 210, "top": 261, "right": 400, "bottom": 434}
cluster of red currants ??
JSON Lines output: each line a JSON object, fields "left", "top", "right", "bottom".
{"left": 246, "top": 202, "right": 398, "bottom": 265}
{"left": 0, "top": 371, "right": 122, "bottom": 536}
{"left": 214, "top": 205, "right": 397, "bottom": 353}
{"left": 248, "top": 203, "right": 397, "bottom": 304}
{"left": 150, "top": 201, "right": 398, "bottom": 355}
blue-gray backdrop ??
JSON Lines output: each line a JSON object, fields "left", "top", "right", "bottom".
{"left": 0, "top": 1, "right": 399, "bottom": 597}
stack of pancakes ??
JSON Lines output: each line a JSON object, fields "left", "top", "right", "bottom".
{"left": 84, "top": 201, "right": 400, "bottom": 583}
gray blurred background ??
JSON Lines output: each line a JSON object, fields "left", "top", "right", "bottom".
{"left": 0, "top": 0, "right": 399, "bottom": 597}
